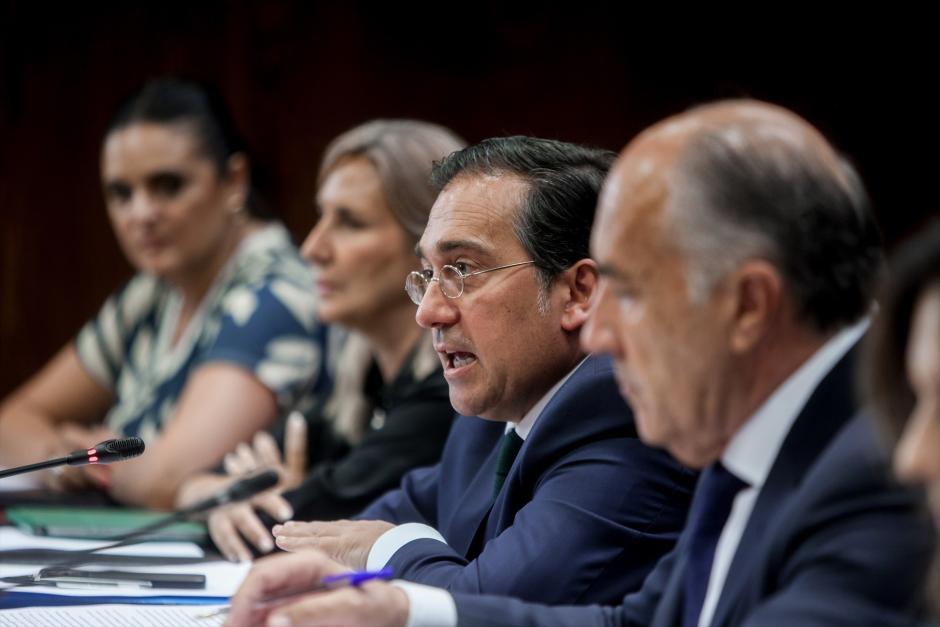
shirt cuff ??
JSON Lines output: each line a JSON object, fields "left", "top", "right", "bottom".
{"left": 366, "top": 522, "right": 448, "bottom": 571}
{"left": 393, "top": 580, "right": 458, "bottom": 627}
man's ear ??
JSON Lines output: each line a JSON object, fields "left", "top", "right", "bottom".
{"left": 725, "top": 260, "right": 782, "bottom": 353}
{"left": 559, "top": 259, "right": 599, "bottom": 332}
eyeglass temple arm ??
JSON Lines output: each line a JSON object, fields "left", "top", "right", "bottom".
{"left": 465, "top": 260, "right": 535, "bottom": 278}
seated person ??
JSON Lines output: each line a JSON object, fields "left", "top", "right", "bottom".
{"left": 268, "top": 136, "right": 696, "bottom": 606}
{"left": 0, "top": 78, "right": 321, "bottom": 509}
{"left": 225, "top": 102, "right": 933, "bottom": 627}
{"left": 177, "top": 120, "right": 467, "bottom": 562}
{"left": 866, "top": 219, "right": 940, "bottom": 619}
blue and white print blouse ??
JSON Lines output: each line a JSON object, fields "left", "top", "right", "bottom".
{"left": 75, "top": 223, "right": 323, "bottom": 443}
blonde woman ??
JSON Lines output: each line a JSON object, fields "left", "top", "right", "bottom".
{"left": 179, "top": 120, "right": 465, "bottom": 561}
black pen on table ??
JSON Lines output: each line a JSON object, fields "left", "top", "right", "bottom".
{"left": 198, "top": 567, "right": 394, "bottom": 620}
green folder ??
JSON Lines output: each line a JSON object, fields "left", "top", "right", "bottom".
{"left": 6, "top": 505, "right": 207, "bottom": 543}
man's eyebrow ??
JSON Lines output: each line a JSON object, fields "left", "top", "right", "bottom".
{"left": 416, "top": 239, "right": 493, "bottom": 260}
{"left": 437, "top": 239, "right": 491, "bottom": 256}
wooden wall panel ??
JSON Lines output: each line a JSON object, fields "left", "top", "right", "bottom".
{"left": 1, "top": 2, "right": 935, "bottom": 396}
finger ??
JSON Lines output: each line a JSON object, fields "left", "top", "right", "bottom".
{"left": 255, "top": 491, "right": 294, "bottom": 523}
{"left": 253, "top": 431, "right": 283, "bottom": 470}
{"left": 273, "top": 532, "right": 314, "bottom": 553}
{"left": 231, "top": 504, "right": 276, "bottom": 554}
{"left": 266, "top": 590, "right": 341, "bottom": 627}
{"left": 270, "top": 520, "right": 320, "bottom": 538}
{"left": 226, "top": 552, "right": 344, "bottom": 627}
{"left": 267, "top": 583, "right": 394, "bottom": 627}
{"left": 224, "top": 451, "right": 247, "bottom": 476}
{"left": 236, "top": 442, "right": 259, "bottom": 473}
{"left": 284, "top": 412, "right": 308, "bottom": 487}
{"left": 209, "top": 509, "right": 253, "bottom": 563}
{"left": 274, "top": 533, "right": 336, "bottom": 554}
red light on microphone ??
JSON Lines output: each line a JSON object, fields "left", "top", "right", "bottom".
{"left": 88, "top": 456, "right": 99, "bottom": 463}
{"left": 87, "top": 448, "right": 97, "bottom": 456}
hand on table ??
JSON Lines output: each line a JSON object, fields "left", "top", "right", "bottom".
{"left": 224, "top": 550, "right": 408, "bottom": 627}
{"left": 271, "top": 519, "right": 395, "bottom": 570}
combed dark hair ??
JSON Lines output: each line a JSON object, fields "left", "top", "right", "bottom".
{"left": 106, "top": 78, "right": 270, "bottom": 218}
{"left": 430, "top": 136, "right": 615, "bottom": 290}
{"left": 676, "top": 127, "right": 884, "bottom": 334}
{"left": 865, "top": 218, "right": 940, "bottom": 440}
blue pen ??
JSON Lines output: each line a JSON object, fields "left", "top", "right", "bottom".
{"left": 198, "top": 567, "right": 394, "bottom": 620}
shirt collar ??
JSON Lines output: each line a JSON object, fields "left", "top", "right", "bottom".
{"left": 721, "top": 317, "right": 868, "bottom": 488}
{"left": 507, "top": 356, "right": 589, "bottom": 441}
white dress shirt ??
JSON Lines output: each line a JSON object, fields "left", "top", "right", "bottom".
{"left": 696, "top": 318, "right": 867, "bottom": 626}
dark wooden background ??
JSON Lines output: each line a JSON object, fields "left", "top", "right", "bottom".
{"left": 1, "top": 1, "right": 936, "bottom": 397}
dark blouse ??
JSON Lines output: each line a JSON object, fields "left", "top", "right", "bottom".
{"left": 281, "top": 342, "right": 454, "bottom": 522}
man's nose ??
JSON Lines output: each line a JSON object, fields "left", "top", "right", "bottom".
{"left": 415, "top": 280, "right": 459, "bottom": 329}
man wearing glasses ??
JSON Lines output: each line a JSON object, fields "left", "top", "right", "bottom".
{"left": 264, "top": 136, "right": 695, "bottom": 608}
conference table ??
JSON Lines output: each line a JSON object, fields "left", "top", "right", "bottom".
{"left": 0, "top": 483, "right": 251, "bottom": 625}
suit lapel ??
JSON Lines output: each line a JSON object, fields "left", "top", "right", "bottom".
{"left": 448, "top": 431, "right": 505, "bottom": 556}
{"left": 709, "top": 348, "right": 859, "bottom": 625}
{"left": 453, "top": 356, "right": 598, "bottom": 556}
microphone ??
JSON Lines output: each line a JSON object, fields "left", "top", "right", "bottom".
{"left": 67, "top": 437, "right": 146, "bottom": 466}
{"left": 0, "top": 437, "right": 146, "bottom": 479}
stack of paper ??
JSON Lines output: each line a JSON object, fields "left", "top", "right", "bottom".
{"left": 0, "top": 527, "right": 250, "bottom": 604}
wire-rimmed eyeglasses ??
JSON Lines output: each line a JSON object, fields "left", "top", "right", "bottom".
{"left": 405, "top": 261, "right": 536, "bottom": 305}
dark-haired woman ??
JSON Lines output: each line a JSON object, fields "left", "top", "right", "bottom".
{"left": 0, "top": 79, "right": 321, "bottom": 509}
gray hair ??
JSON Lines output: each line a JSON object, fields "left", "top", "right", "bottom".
{"left": 665, "top": 109, "right": 883, "bottom": 333}
{"left": 319, "top": 119, "right": 466, "bottom": 241}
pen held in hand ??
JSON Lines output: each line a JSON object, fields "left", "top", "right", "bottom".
{"left": 198, "top": 566, "right": 394, "bottom": 620}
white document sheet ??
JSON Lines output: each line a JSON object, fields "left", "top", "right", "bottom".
{"left": 0, "top": 603, "right": 227, "bottom": 626}
{"left": 0, "top": 526, "right": 204, "bottom": 557}
{"left": 1, "top": 559, "right": 250, "bottom": 598}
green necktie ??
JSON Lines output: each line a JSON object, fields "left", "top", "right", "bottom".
{"left": 493, "top": 429, "right": 524, "bottom": 499}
